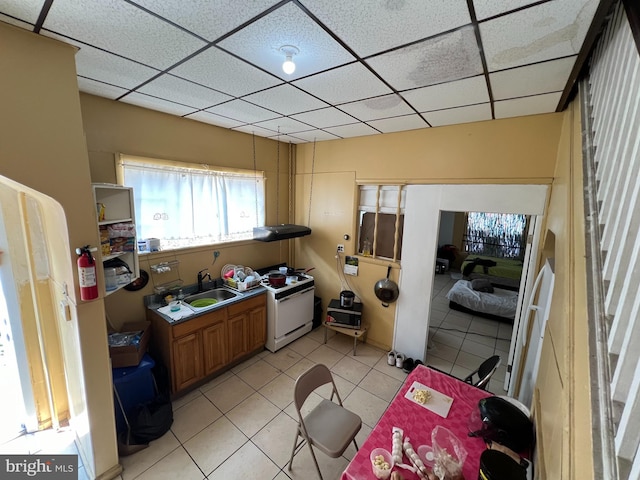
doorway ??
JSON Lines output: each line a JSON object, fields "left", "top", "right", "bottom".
{"left": 394, "top": 184, "right": 548, "bottom": 394}
{"left": 425, "top": 210, "right": 530, "bottom": 393}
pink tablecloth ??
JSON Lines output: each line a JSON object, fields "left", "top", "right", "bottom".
{"left": 342, "top": 365, "right": 491, "bottom": 480}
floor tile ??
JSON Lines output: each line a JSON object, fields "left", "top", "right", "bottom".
{"left": 287, "top": 336, "right": 321, "bottom": 357}
{"left": 198, "top": 370, "right": 234, "bottom": 393}
{"left": 331, "top": 355, "right": 371, "bottom": 385}
{"left": 262, "top": 347, "right": 303, "bottom": 372}
{"left": 454, "top": 350, "right": 485, "bottom": 371}
{"left": 342, "top": 387, "right": 389, "bottom": 429}
{"left": 431, "top": 330, "right": 464, "bottom": 349}
{"left": 349, "top": 343, "right": 385, "bottom": 367}
{"left": 259, "top": 373, "right": 296, "bottom": 409}
{"left": 207, "top": 439, "right": 279, "bottom": 480}
{"left": 286, "top": 437, "right": 349, "bottom": 479}
{"left": 306, "top": 345, "right": 344, "bottom": 368}
{"left": 467, "top": 318, "right": 500, "bottom": 337}
{"left": 284, "top": 357, "right": 317, "bottom": 381}
{"left": 306, "top": 326, "right": 328, "bottom": 344}
{"left": 226, "top": 392, "right": 280, "bottom": 437}
{"left": 325, "top": 332, "right": 356, "bottom": 355}
{"left": 202, "top": 375, "right": 254, "bottom": 413}
{"left": 428, "top": 341, "right": 459, "bottom": 363}
{"left": 314, "top": 373, "right": 356, "bottom": 401}
{"left": 183, "top": 416, "right": 247, "bottom": 476}
{"left": 171, "top": 395, "right": 222, "bottom": 443}
{"left": 135, "top": 446, "right": 205, "bottom": 480}
{"left": 358, "top": 369, "right": 403, "bottom": 403}
{"left": 465, "top": 330, "right": 498, "bottom": 348}
{"left": 171, "top": 388, "right": 203, "bottom": 411}
{"left": 120, "top": 431, "right": 180, "bottom": 480}
{"left": 251, "top": 411, "right": 298, "bottom": 468}
{"left": 424, "top": 356, "right": 454, "bottom": 374}
{"left": 230, "top": 355, "right": 261, "bottom": 374}
{"left": 460, "top": 337, "right": 496, "bottom": 359}
{"left": 372, "top": 356, "right": 408, "bottom": 382}
{"left": 236, "top": 359, "right": 281, "bottom": 390}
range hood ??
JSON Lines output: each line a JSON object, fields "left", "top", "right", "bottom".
{"left": 253, "top": 224, "right": 312, "bottom": 242}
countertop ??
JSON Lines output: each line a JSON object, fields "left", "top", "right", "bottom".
{"left": 146, "top": 283, "right": 267, "bottom": 325}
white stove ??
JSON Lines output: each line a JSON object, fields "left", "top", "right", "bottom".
{"left": 260, "top": 273, "right": 315, "bottom": 352}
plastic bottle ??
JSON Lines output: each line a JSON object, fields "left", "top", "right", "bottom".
{"left": 363, "top": 238, "right": 372, "bottom": 257}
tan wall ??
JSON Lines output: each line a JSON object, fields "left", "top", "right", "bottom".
{"left": 294, "top": 115, "right": 563, "bottom": 350}
{"left": 80, "top": 94, "right": 292, "bottom": 328}
{"left": 533, "top": 99, "right": 593, "bottom": 479}
{"left": 0, "top": 23, "right": 119, "bottom": 479}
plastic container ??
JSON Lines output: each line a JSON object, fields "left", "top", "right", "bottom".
{"left": 370, "top": 448, "right": 393, "bottom": 479}
{"left": 417, "top": 444, "right": 436, "bottom": 468}
{"left": 112, "top": 354, "right": 156, "bottom": 433}
{"left": 105, "top": 267, "right": 117, "bottom": 291}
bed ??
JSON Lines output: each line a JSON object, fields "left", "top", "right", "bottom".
{"left": 446, "top": 279, "right": 519, "bottom": 323}
{"left": 460, "top": 255, "right": 523, "bottom": 290}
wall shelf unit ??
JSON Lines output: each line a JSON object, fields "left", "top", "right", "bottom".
{"left": 93, "top": 183, "right": 139, "bottom": 296}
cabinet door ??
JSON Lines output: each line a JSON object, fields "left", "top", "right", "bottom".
{"left": 227, "top": 313, "right": 247, "bottom": 362}
{"left": 202, "top": 322, "right": 227, "bottom": 375}
{"left": 172, "top": 332, "right": 202, "bottom": 392}
{"left": 246, "top": 305, "right": 266, "bottom": 352}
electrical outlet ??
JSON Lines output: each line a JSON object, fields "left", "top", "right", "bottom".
{"left": 337, "top": 244, "right": 345, "bottom": 253}
{"left": 213, "top": 250, "right": 220, "bottom": 258}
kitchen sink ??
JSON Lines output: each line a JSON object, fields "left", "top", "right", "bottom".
{"left": 183, "top": 288, "right": 241, "bottom": 312}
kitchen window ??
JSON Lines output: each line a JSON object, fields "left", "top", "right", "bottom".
{"left": 116, "top": 154, "right": 265, "bottom": 250}
{"left": 358, "top": 185, "right": 405, "bottom": 261}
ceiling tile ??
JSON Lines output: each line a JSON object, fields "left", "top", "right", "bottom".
{"left": 401, "top": 75, "right": 489, "bottom": 112}
{"left": 218, "top": 2, "right": 354, "bottom": 81}
{"left": 293, "top": 63, "right": 392, "bottom": 105}
{"left": 119, "top": 92, "right": 197, "bottom": 117}
{"left": 480, "top": 0, "right": 600, "bottom": 71}
{"left": 44, "top": 32, "right": 159, "bottom": 89}
{"left": 491, "top": 56, "right": 576, "bottom": 100}
{"left": 423, "top": 103, "right": 492, "bottom": 127}
{"left": 205, "top": 99, "right": 278, "bottom": 124}
{"left": 254, "top": 117, "right": 313, "bottom": 135}
{"left": 138, "top": 74, "right": 232, "bottom": 109}
{"left": 0, "top": 0, "right": 43, "bottom": 24}
{"left": 77, "top": 77, "right": 128, "bottom": 100}
{"left": 367, "top": 114, "right": 429, "bottom": 133}
{"left": 291, "top": 107, "right": 358, "bottom": 129}
{"left": 0, "top": 13, "right": 34, "bottom": 29}
{"left": 130, "top": 0, "right": 278, "bottom": 42}
{"left": 243, "top": 84, "right": 327, "bottom": 116}
{"left": 494, "top": 92, "right": 562, "bottom": 119}
{"left": 366, "top": 25, "right": 483, "bottom": 91}
{"left": 284, "top": 129, "right": 341, "bottom": 142}
{"left": 171, "top": 47, "right": 282, "bottom": 97}
{"left": 232, "top": 124, "right": 278, "bottom": 136}
{"left": 269, "top": 133, "right": 307, "bottom": 144}
{"left": 324, "top": 122, "right": 379, "bottom": 139}
{"left": 301, "top": 0, "right": 471, "bottom": 57}
{"left": 338, "top": 94, "right": 415, "bottom": 122}
{"left": 185, "top": 111, "right": 244, "bottom": 129}
{"left": 43, "top": 0, "right": 207, "bottom": 69}
{"left": 472, "top": 0, "right": 540, "bottom": 21}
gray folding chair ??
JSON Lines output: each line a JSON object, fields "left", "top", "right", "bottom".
{"left": 288, "top": 363, "right": 362, "bottom": 480}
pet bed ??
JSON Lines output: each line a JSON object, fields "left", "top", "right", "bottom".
{"left": 446, "top": 279, "right": 518, "bottom": 322}
{"left": 461, "top": 255, "right": 523, "bottom": 291}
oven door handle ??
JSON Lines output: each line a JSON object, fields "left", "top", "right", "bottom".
{"left": 277, "top": 286, "right": 314, "bottom": 302}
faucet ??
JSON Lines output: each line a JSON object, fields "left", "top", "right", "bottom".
{"left": 197, "top": 268, "right": 211, "bottom": 292}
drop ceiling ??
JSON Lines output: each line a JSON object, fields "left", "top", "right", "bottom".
{"left": 0, "top": 0, "right": 610, "bottom": 144}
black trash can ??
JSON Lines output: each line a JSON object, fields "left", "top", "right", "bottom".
{"left": 313, "top": 296, "right": 323, "bottom": 329}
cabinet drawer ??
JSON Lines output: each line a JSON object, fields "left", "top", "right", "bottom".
{"left": 172, "top": 309, "right": 226, "bottom": 338}
{"left": 227, "top": 293, "right": 266, "bottom": 316}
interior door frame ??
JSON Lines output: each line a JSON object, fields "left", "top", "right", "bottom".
{"left": 395, "top": 184, "right": 549, "bottom": 366}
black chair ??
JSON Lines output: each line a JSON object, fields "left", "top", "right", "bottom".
{"left": 464, "top": 355, "right": 501, "bottom": 390}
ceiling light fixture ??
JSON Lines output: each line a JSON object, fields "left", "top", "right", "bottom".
{"left": 280, "top": 45, "right": 299, "bottom": 75}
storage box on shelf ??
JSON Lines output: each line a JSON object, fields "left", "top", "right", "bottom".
{"left": 93, "top": 183, "right": 139, "bottom": 296}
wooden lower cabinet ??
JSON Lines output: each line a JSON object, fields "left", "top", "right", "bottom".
{"left": 227, "top": 294, "right": 267, "bottom": 362}
{"left": 148, "top": 293, "right": 266, "bottom": 395}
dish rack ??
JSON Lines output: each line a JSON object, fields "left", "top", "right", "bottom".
{"left": 222, "top": 264, "right": 262, "bottom": 291}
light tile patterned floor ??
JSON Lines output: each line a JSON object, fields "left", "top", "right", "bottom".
{"left": 2, "top": 272, "right": 512, "bottom": 479}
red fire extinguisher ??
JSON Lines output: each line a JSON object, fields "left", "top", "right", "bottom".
{"left": 76, "top": 245, "right": 98, "bottom": 301}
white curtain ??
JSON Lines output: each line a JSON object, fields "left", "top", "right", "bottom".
{"left": 123, "top": 163, "right": 264, "bottom": 248}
